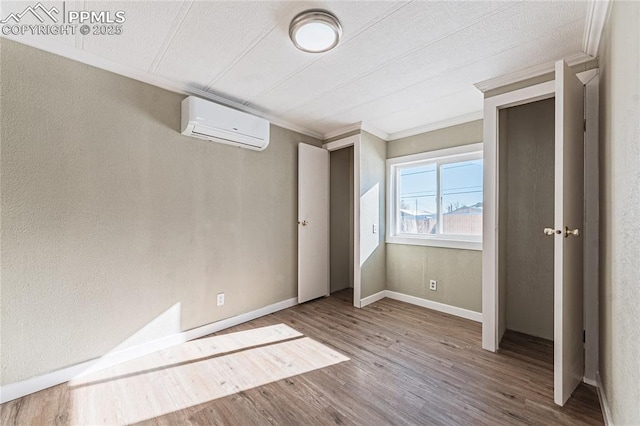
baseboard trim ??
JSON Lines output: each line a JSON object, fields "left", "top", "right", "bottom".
{"left": 596, "top": 372, "right": 614, "bottom": 426}
{"left": 0, "top": 358, "right": 96, "bottom": 406}
{"left": 384, "top": 291, "right": 483, "bottom": 322}
{"left": 359, "top": 290, "right": 482, "bottom": 322}
{"left": 360, "top": 290, "right": 386, "bottom": 307}
{"left": 182, "top": 297, "right": 298, "bottom": 342}
{"left": 0, "top": 297, "right": 298, "bottom": 404}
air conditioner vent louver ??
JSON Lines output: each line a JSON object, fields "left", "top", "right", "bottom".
{"left": 181, "top": 96, "right": 270, "bottom": 151}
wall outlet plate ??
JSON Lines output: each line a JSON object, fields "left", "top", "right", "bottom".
{"left": 429, "top": 280, "right": 437, "bottom": 291}
{"left": 216, "top": 293, "right": 225, "bottom": 306}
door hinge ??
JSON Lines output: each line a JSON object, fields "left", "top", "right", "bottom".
{"left": 583, "top": 330, "right": 586, "bottom": 343}
{"left": 584, "top": 119, "right": 587, "bottom": 132}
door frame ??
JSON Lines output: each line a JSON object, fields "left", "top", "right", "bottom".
{"left": 323, "top": 134, "right": 362, "bottom": 308}
{"left": 481, "top": 69, "right": 599, "bottom": 384}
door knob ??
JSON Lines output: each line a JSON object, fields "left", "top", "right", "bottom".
{"left": 564, "top": 226, "right": 580, "bottom": 237}
{"left": 543, "top": 228, "right": 561, "bottom": 236}
{"left": 298, "top": 220, "right": 308, "bottom": 226}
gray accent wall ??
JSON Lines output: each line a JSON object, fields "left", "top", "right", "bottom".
{"left": 330, "top": 147, "right": 354, "bottom": 293}
{"left": 500, "top": 99, "right": 555, "bottom": 341}
{"left": 0, "top": 39, "right": 322, "bottom": 385}
{"left": 598, "top": 1, "right": 640, "bottom": 423}
{"left": 386, "top": 121, "right": 483, "bottom": 313}
{"left": 360, "top": 131, "right": 386, "bottom": 298}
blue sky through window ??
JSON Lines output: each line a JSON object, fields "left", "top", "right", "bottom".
{"left": 399, "top": 163, "right": 437, "bottom": 214}
{"left": 399, "top": 160, "right": 483, "bottom": 215}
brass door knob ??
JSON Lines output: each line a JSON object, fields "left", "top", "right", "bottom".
{"left": 564, "top": 227, "right": 580, "bottom": 237}
{"left": 543, "top": 228, "right": 560, "bottom": 236}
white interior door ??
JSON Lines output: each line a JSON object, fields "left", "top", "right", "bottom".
{"left": 553, "top": 60, "right": 585, "bottom": 406}
{"left": 298, "top": 143, "right": 330, "bottom": 303}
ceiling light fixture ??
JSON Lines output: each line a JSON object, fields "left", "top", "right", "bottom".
{"left": 289, "top": 10, "right": 342, "bottom": 53}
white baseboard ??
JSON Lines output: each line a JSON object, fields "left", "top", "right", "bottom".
{"left": 596, "top": 372, "right": 614, "bottom": 426}
{"left": 0, "top": 297, "right": 298, "bottom": 404}
{"left": 360, "top": 290, "right": 386, "bottom": 307}
{"left": 182, "top": 297, "right": 297, "bottom": 342}
{"left": 359, "top": 290, "right": 482, "bottom": 323}
{"left": 0, "top": 357, "right": 96, "bottom": 406}
{"left": 384, "top": 291, "right": 483, "bottom": 322}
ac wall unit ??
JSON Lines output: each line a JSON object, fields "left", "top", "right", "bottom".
{"left": 181, "top": 96, "right": 270, "bottom": 151}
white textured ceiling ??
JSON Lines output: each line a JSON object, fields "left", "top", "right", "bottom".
{"left": 1, "top": 1, "right": 590, "bottom": 139}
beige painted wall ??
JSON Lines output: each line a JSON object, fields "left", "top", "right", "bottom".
{"left": 386, "top": 245, "right": 482, "bottom": 312}
{"left": 501, "top": 99, "right": 555, "bottom": 341}
{"left": 598, "top": 1, "right": 640, "bottom": 423}
{"left": 0, "top": 39, "right": 321, "bottom": 385}
{"left": 330, "top": 147, "right": 353, "bottom": 293}
{"left": 360, "top": 131, "right": 386, "bottom": 299}
{"left": 386, "top": 121, "right": 483, "bottom": 312}
{"left": 386, "top": 120, "right": 483, "bottom": 158}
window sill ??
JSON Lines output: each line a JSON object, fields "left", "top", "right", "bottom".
{"left": 386, "top": 235, "right": 482, "bottom": 251}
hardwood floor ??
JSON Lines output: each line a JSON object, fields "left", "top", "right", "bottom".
{"left": 1, "top": 290, "right": 603, "bottom": 425}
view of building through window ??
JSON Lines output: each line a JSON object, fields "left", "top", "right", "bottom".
{"left": 398, "top": 159, "right": 483, "bottom": 236}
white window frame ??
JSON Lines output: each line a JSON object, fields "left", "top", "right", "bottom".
{"left": 386, "top": 143, "right": 483, "bottom": 251}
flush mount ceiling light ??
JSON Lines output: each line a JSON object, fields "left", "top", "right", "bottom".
{"left": 289, "top": 10, "right": 342, "bottom": 53}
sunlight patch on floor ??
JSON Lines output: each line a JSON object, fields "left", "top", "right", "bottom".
{"left": 69, "top": 324, "right": 348, "bottom": 425}
{"left": 72, "top": 323, "right": 303, "bottom": 385}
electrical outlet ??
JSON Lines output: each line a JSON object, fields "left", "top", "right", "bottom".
{"left": 217, "top": 293, "right": 225, "bottom": 306}
{"left": 429, "top": 280, "right": 437, "bottom": 291}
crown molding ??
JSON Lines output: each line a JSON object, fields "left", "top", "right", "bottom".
{"left": 9, "top": 34, "right": 601, "bottom": 145}
{"left": 321, "top": 122, "right": 363, "bottom": 141}
{"left": 321, "top": 121, "right": 390, "bottom": 142}
{"left": 1, "top": 35, "right": 324, "bottom": 140}
{"left": 473, "top": 52, "right": 594, "bottom": 93}
{"left": 387, "top": 111, "right": 483, "bottom": 141}
{"left": 320, "top": 113, "right": 485, "bottom": 143}
{"left": 583, "top": 0, "right": 612, "bottom": 57}
{"left": 360, "top": 122, "right": 390, "bottom": 141}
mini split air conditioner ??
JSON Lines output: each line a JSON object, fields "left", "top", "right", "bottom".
{"left": 181, "top": 96, "right": 270, "bottom": 151}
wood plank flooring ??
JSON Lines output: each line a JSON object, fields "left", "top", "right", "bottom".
{"left": 1, "top": 290, "right": 603, "bottom": 425}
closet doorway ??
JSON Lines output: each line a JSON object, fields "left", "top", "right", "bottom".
{"left": 330, "top": 145, "right": 355, "bottom": 295}
{"left": 498, "top": 98, "right": 555, "bottom": 345}
{"left": 324, "top": 134, "right": 362, "bottom": 307}
{"left": 482, "top": 60, "right": 599, "bottom": 406}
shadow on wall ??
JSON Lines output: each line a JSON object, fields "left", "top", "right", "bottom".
{"left": 360, "top": 183, "right": 380, "bottom": 266}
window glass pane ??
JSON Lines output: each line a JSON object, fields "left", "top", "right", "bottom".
{"left": 398, "top": 164, "right": 438, "bottom": 234}
{"left": 441, "top": 159, "right": 483, "bottom": 235}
